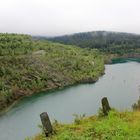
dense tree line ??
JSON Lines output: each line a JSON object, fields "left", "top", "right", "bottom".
{"left": 47, "top": 31, "right": 140, "bottom": 54}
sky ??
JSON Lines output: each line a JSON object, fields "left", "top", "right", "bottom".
{"left": 0, "top": 0, "right": 140, "bottom": 36}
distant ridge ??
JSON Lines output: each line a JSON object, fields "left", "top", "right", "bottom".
{"left": 51, "top": 31, "right": 140, "bottom": 38}
{"left": 45, "top": 31, "right": 140, "bottom": 54}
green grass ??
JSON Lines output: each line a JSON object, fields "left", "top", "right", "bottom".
{"left": 32, "top": 110, "right": 140, "bottom": 140}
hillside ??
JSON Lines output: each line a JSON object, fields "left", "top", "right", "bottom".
{"left": 31, "top": 110, "right": 140, "bottom": 140}
{"left": 0, "top": 33, "right": 104, "bottom": 112}
{"left": 47, "top": 31, "right": 140, "bottom": 54}
{"left": 30, "top": 94, "right": 140, "bottom": 140}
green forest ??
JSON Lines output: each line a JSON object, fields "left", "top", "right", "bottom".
{"left": 47, "top": 31, "right": 140, "bottom": 54}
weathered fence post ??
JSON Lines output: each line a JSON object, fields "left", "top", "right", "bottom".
{"left": 101, "top": 97, "right": 111, "bottom": 115}
{"left": 40, "top": 112, "right": 53, "bottom": 137}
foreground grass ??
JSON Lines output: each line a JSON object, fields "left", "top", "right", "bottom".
{"left": 31, "top": 110, "right": 140, "bottom": 140}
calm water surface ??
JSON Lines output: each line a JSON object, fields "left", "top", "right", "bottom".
{"left": 0, "top": 61, "right": 140, "bottom": 140}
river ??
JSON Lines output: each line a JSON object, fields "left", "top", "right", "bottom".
{"left": 0, "top": 60, "right": 140, "bottom": 140}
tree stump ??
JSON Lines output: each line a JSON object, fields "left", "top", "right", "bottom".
{"left": 40, "top": 112, "right": 53, "bottom": 137}
{"left": 101, "top": 97, "right": 111, "bottom": 115}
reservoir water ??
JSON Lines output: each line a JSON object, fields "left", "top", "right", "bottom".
{"left": 0, "top": 60, "right": 140, "bottom": 140}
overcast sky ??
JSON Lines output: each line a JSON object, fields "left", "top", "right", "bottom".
{"left": 0, "top": 0, "right": 140, "bottom": 36}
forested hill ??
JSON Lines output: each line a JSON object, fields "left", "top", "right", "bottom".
{"left": 0, "top": 33, "right": 104, "bottom": 112}
{"left": 47, "top": 31, "right": 140, "bottom": 54}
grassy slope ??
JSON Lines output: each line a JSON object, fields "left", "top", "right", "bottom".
{"left": 0, "top": 34, "right": 104, "bottom": 112}
{"left": 32, "top": 110, "right": 140, "bottom": 140}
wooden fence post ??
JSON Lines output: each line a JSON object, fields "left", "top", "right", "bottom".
{"left": 101, "top": 97, "right": 111, "bottom": 115}
{"left": 40, "top": 112, "right": 53, "bottom": 137}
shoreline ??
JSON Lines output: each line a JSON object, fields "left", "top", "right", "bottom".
{"left": 0, "top": 54, "right": 140, "bottom": 116}
{"left": 104, "top": 53, "right": 140, "bottom": 64}
{"left": 0, "top": 75, "right": 102, "bottom": 116}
